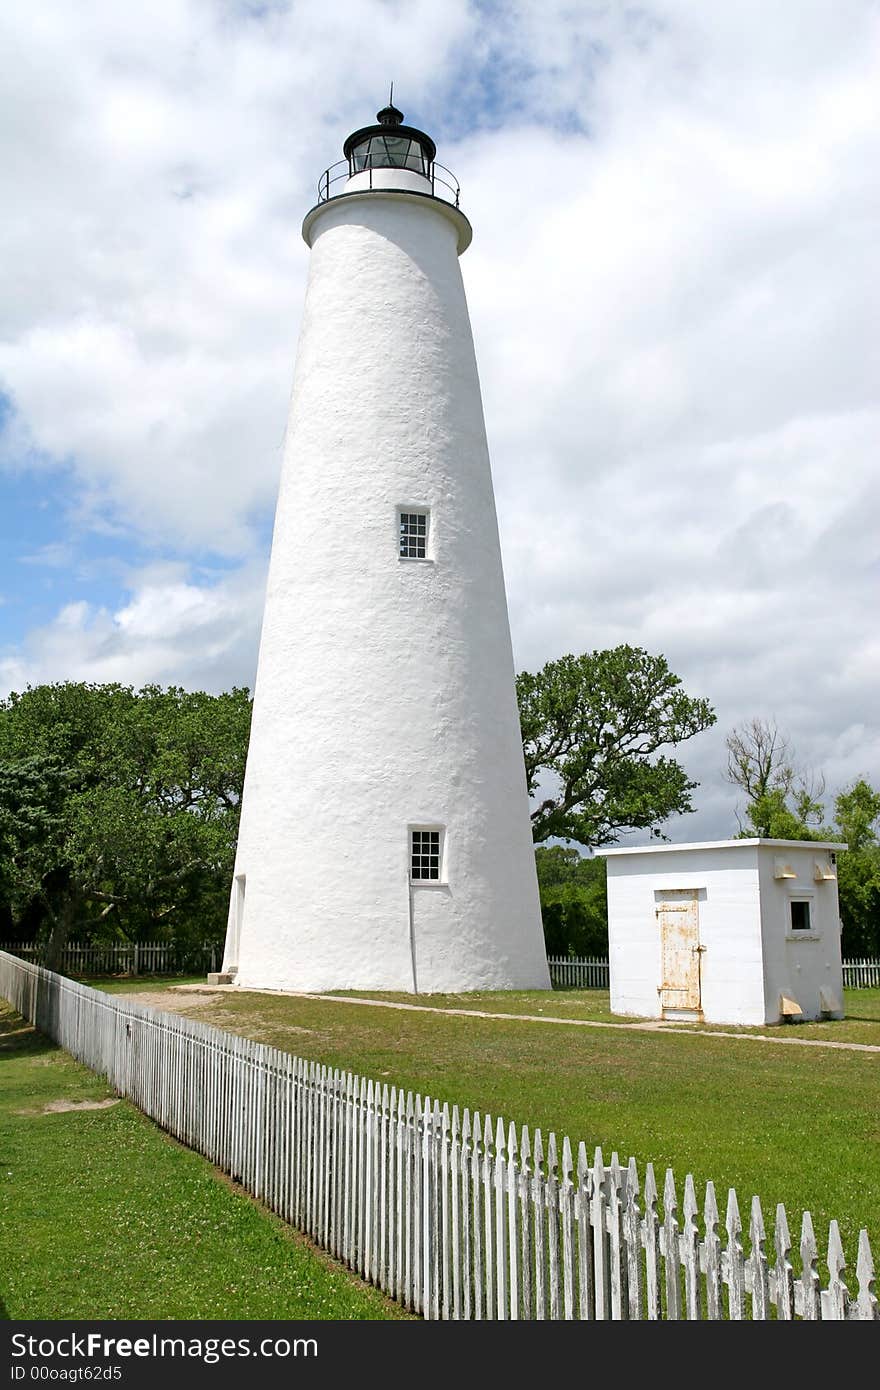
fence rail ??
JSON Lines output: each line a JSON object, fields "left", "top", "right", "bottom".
{"left": 0, "top": 941, "right": 219, "bottom": 976}
{"left": 4, "top": 945, "right": 876, "bottom": 991}
{"left": 842, "top": 957, "right": 880, "bottom": 989}
{"left": 550, "top": 956, "right": 880, "bottom": 991}
{"left": 1, "top": 950, "right": 875, "bottom": 1322}
{"left": 547, "top": 957, "right": 610, "bottom": 989}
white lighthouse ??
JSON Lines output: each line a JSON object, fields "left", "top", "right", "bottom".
{"left": 222, "top": 103, "right": 550, "bottom": 994}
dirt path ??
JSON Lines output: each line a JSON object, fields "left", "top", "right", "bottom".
{"left": 118, "top": 987, "right": 223, "bottom": 1014}
{"left": 128, "top": 984, "right": 880, "bottom": 1055}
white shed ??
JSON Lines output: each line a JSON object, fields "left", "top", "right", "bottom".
{"left": 594, "top": 839, "right": 846, "bottom": 1026}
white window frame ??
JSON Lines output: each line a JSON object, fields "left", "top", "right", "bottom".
{"left": 397, "top": 506, "right": 433, "bottom": 563}
{"left": 786, "top": 891, "right": 819, "bottom": 941}
{"left": 408, "top": 824, "right": 446, "bottom": 885}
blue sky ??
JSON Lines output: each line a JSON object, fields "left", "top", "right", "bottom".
{"left": 1, "top": 388, "right": 137, "bottom": 640}
{"left": 2, "top": 0, "right": 879, "bottom": 840}
{"left": 0, "top": 469, "right": 106, "bottom": 636}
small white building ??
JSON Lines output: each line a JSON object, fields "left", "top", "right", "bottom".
{"left": 595, "top": 839, "right": 846, "bottom": 1026}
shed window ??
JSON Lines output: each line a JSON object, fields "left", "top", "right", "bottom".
{"left": 790, "top": 900, "right": 811, "bottom": 932}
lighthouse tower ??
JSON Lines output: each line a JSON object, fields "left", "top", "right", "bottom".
{"left": 223, "top": 104, "right": 550, "bottom": 993}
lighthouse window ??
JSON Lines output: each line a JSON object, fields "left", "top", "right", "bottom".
{"left": 350, "top": 135, "right": 428, "bottom": 175}
{"left": 399, "top": 511, "right": 428, "bottom": 559}
{"left": 411, "top": 829, "right": 441, "bottom": 881}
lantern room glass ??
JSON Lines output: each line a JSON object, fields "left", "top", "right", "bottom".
{"left": 349, "top": 134, "right": 429, "bottom": 175}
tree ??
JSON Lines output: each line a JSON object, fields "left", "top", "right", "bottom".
{"left": 0, "top": 682, "right": 252, "bottom": 967}
{"left": 834, "top": 779, "right": 880, "bottom": 956}
{"left": 517, "top": 646, "right": 716, "bottom": 847}
{"left": 724, "top": 719, "right": 880, "bottom": 955}
{"left": 534, "top": 845, "right": 607, "bottom": 958}
{"left": 725, "top": 717, "right": 828, "bottom": 839}
{"left": 0, "top": 755, "right": 76, "bottom": 954}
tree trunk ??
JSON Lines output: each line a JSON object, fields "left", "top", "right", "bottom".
{"left": 43, "top": 899, "right": 75, "bottom": 974}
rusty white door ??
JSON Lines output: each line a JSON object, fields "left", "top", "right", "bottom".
{"left": 657, "top": 891, "right": 702, "bottom": 1013}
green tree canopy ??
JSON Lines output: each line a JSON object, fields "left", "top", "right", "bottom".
{"left": 734, "top": 786, "right": 831, "bottom": 841}
{"left": 517, "top": 646, "right": 716, "bottom": 847}
{"left": 724, "top": 717, "right": 880, "bottom": 956}
{"left": 534, "top": 845, "right": 607, "bottom": 958}
{"left": 835, "top": 779, "right": 880, "bottom": 853}
{"left": 0, "top": 682, "right": 252, "bottom": 967}
{"left": 834, "top": 779, "right": 880, "bottom": 956}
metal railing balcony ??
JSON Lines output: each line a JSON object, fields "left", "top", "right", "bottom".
{"left": 316, "top": 155, "right": 462, "bottom": 208}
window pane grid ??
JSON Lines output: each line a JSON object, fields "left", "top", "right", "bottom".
{"left": 411, "top": 829, "right": 440, "bottom": 880}
{"left": 399, "top": 511, "right": 428, "bottom": 559}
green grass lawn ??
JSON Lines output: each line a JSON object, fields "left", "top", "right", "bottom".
{"left": 0, "top": 1001, "right": 407, "bottom": 1321}
{"left": 323, "top": 985, "right": 880, "bottom": 1046}
{"left": 106, "top": 981, "right": 880, "bottom": 1264}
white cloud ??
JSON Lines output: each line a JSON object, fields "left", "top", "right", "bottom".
{"left": 0, "top": 0, "right": 476, "bottom": 550}
{"left": 0, "top": 562, "right": 265, "bottom": 695}
{"left": 1, "top": 1, "right": 879, "bottom": 839}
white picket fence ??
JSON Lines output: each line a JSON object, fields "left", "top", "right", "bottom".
{"left": 547, "top": 956, "right": 610, "bottom": 988}
{"left": 550, "top": 956, "right": 880, "bottom": 991}
{"left": 0, "top": 940, "right": 220, "bottom": 976}
{"left": 1, "top": 950, "right": 876, "bottom": 1322}
{"left": 4, "top": 943, "right": 877, "bottom": 992}
{"left": 842, "top": 957, "right": 880, "bottom": 989}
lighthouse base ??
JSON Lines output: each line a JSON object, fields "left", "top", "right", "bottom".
{"left": 231, "top": 959, "right": 552, "bottom": 997}
{"left": 227, "top": 897, "right": 551, "bottom": 996}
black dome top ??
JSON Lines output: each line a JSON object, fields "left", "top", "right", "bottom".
{"left": 376, "top": 102, "right": 405, "bottom": 126}
{"left": 342, "top": 105, "right": 436, "bottom": 164}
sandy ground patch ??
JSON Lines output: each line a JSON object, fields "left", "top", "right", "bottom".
{"left": 118, "top": 988, "right": 224, "bottom": 1013}
{"left": 42, "top": 1097, "right": 121, "bottom": 1113}
{"left": 15, "top": 1098, "right": 122, "bottom": 1115}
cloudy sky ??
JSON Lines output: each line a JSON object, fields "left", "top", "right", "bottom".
{"left": 1, "top": 0, "right": 878, "bottom": 843}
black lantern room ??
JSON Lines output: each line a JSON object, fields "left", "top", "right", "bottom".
{"left": 343, "top": 103, "right": 436, "bottom": 178}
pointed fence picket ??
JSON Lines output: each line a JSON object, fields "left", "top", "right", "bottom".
{"left": 1, "top": 949, "right": 876, "bottom": 1324}
{"left": 841, "top": 958, "right": 880, "bottom": 989}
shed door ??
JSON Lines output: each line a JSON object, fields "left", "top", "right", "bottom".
{"left": 657, "top": 892, "right": 701, "bottom": 1012}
